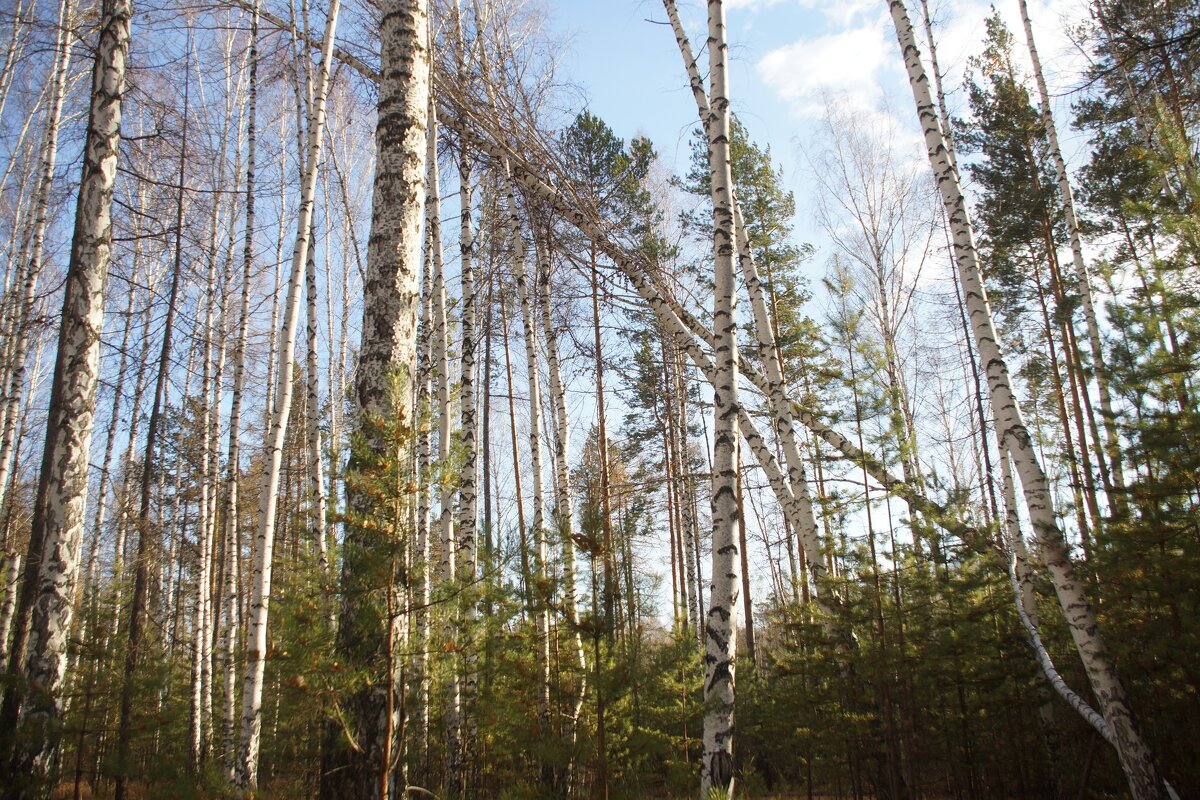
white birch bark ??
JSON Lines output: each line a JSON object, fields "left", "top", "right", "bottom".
{"left": 413, "top": 173, "right": 435, "bottom": 783}
{"left": 220, "top": 5, "right": 258, "bottom": 779}
{"left": 0, "top": 0, "right": 75, "bottom": 525}
{"left": 533, "top": 220, "right": 588, "bottom": 759}
{"left": 427, "top": 97, "right": 463, "bottom": 787}
{"left": 9, "top": 0, "right": 130, "bottom": 783}
{"left": 307, "top": 242, "right": 330, "bottom": 574}
{"left": 321, "top": 1, "right": 428, "bottom": 795}
{"left": 1015, "top": 0, "right": 1123, "bottom": 488}
{"left": 192, "top": 210, "right": 220, "bottom": 773}
{"left": 887, "top": 3, "right": 1166, "bottom": 797}
{"left": 0, "top": 553, "right": 19, "bottom": 667}
{"left": 504, "top": 172, "right": 552, "bottom": 738}
{"left": 235, "top": 0, "right": 341, "bottom": 787}
{"left": 454, "top": 97, "right": 479, "bottom": 799}
{"left": 455, "top": 14, "right": 479, "bottom": 594}
{"left": 701, "top": 1, "right": 739, "bottom": 793}
{"left": 661, "top": 0, "right": 826, "bottom": 596}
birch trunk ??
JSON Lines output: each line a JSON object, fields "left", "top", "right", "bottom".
{"left": 427, "top": 97, "right": 463, "bottom": 790}
{"left": 1016, "top": 0, "right": 1124, "bottom": 490}
{"left": 0, "top": 0, "right": 75, "bottom": 528}
{"left": 504, "top": 173, "right": 553, "bottom": 757}
{"left": 236, "top": 0, "right": 341, "bottom": 787}
{"left": 887, "top": 3, "right": 1166, "bottom": 797}
{"left": 534, "top": 221, "right": 588, "bottom": 773}
{"left": 454, "top": 128, "right": 478, "bottom": 800}
{"left": 701, "top": 1, "right": 739, "bottom": 793}
{"left": 320, "top": 0, "right": 428, "bottom": 795}
{"left": 412, "top": 178, "right": 435, "bottom": 785}
{"left": 192, "top": 211, "right": 220, "bottom": 773}
{"left": 663, "top": 0, "right": 826, "bottom": 594}
{"left": 307, "top": 243, "right": 329, "bottom": 575}
{"left": 0, "top": 554, "right": 18, "bottom": 668}
{"left": 221, "top": 2, "right": 258, "bottom": 778}
{"left": 3, "top": 0, "right": 129, "bottom": 787}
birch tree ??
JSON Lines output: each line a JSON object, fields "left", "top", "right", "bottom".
{"left": 886, "top": 3, "right": 1167, "bottom": 797}
{"left": 321, "top": 0, "right": 429, "bottom": 796}
{"left": 700, "top": 0, "right": 739, "bottom": 793}
{"left": 3, "top": 0, "right": 130, "bottom": 789}
{"left": 1015, "top": 0, "right": 1124, "bottom": 490}
{"left": 236, "top": 0, "right": 342, "bottom": 787}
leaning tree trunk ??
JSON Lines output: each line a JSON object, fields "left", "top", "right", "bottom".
{"left": 662, "top": 0, "right": 827, "bottom": 597}
{"left": 1, "top": 0, "right": 130, "bottom": 790}
{"left": 887, "top": 3, "right": 1166, "bottom": 798}
{"left": 319, "top": 1, "right": 429, "bottom": 797}
{"left": 700, "top": 1, "right": 740, "bottom": 795}
{"left": 1015, "top": 0, "right": 1124, "bottom": 492}
{"left": 236, "top": 0, "right": 341, "bottom": 788}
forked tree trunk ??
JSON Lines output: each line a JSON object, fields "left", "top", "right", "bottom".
{"left": 2, "top": 0, "right": 130, "bottom": 789}
{"left": 887, "top": 3, "right": 1166, "bottom": 797}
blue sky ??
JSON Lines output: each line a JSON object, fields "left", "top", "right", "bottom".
{"left": 544, "top": 0, "right": 1096, "bottom": 248}
{"left": 527, "top": 0, "right": 1101, "bottom": 610}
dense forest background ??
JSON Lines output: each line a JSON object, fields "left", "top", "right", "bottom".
{"left": 0, "top": 0, "right": 1196, "bottom": 798}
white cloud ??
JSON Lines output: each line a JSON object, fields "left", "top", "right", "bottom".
{"left": 756, "top": 23, "right": 894, "bottom": 118}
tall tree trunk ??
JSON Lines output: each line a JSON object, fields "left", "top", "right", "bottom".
{"left": 454, "top": 0, "right": 479, "bottom": 650}
{"left": 236, "top": 0, "right": 341, "bottom": 786}
{"left": 412, "top": 172, "right": 435, "bottom": 786}
{"left": 504, "top": 174, "right": 553, "bottom": 781}
{"left": 114, "top": 27, "right": 193, "bottom": 799}
{"left": 454, "top": 23, "right": 478, "bottom": 778}
{"left": 0, "top": 0, "right": 129, "bottom": 790}
{"left": 663, "top": 0, "right": 827, "bottom": 594}
{"left": 700, "top": 1, "right": 740, "bottom": 794}
{"left": 0, "top": 0, "right": 75, "bottom": 531}
{"left": 534, "top": 221, "right": 588, "bottom": 786}
{"left": 1016, "top": 0, "right": 1124, "bottom": 493}
{"left": 886, "top": 3, "right": 1167, "bottom": 797}
{"left": 320, "top": 1, "right": 428, "bottom": 796}
{"left": 307, "top": 242, "right": 330, "bottom": 575}
{"left": 221, "top": 2, "right": 258, "bottom": 779}
{"left": 427, "top": 96, "right": 462, "bottom": 793}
